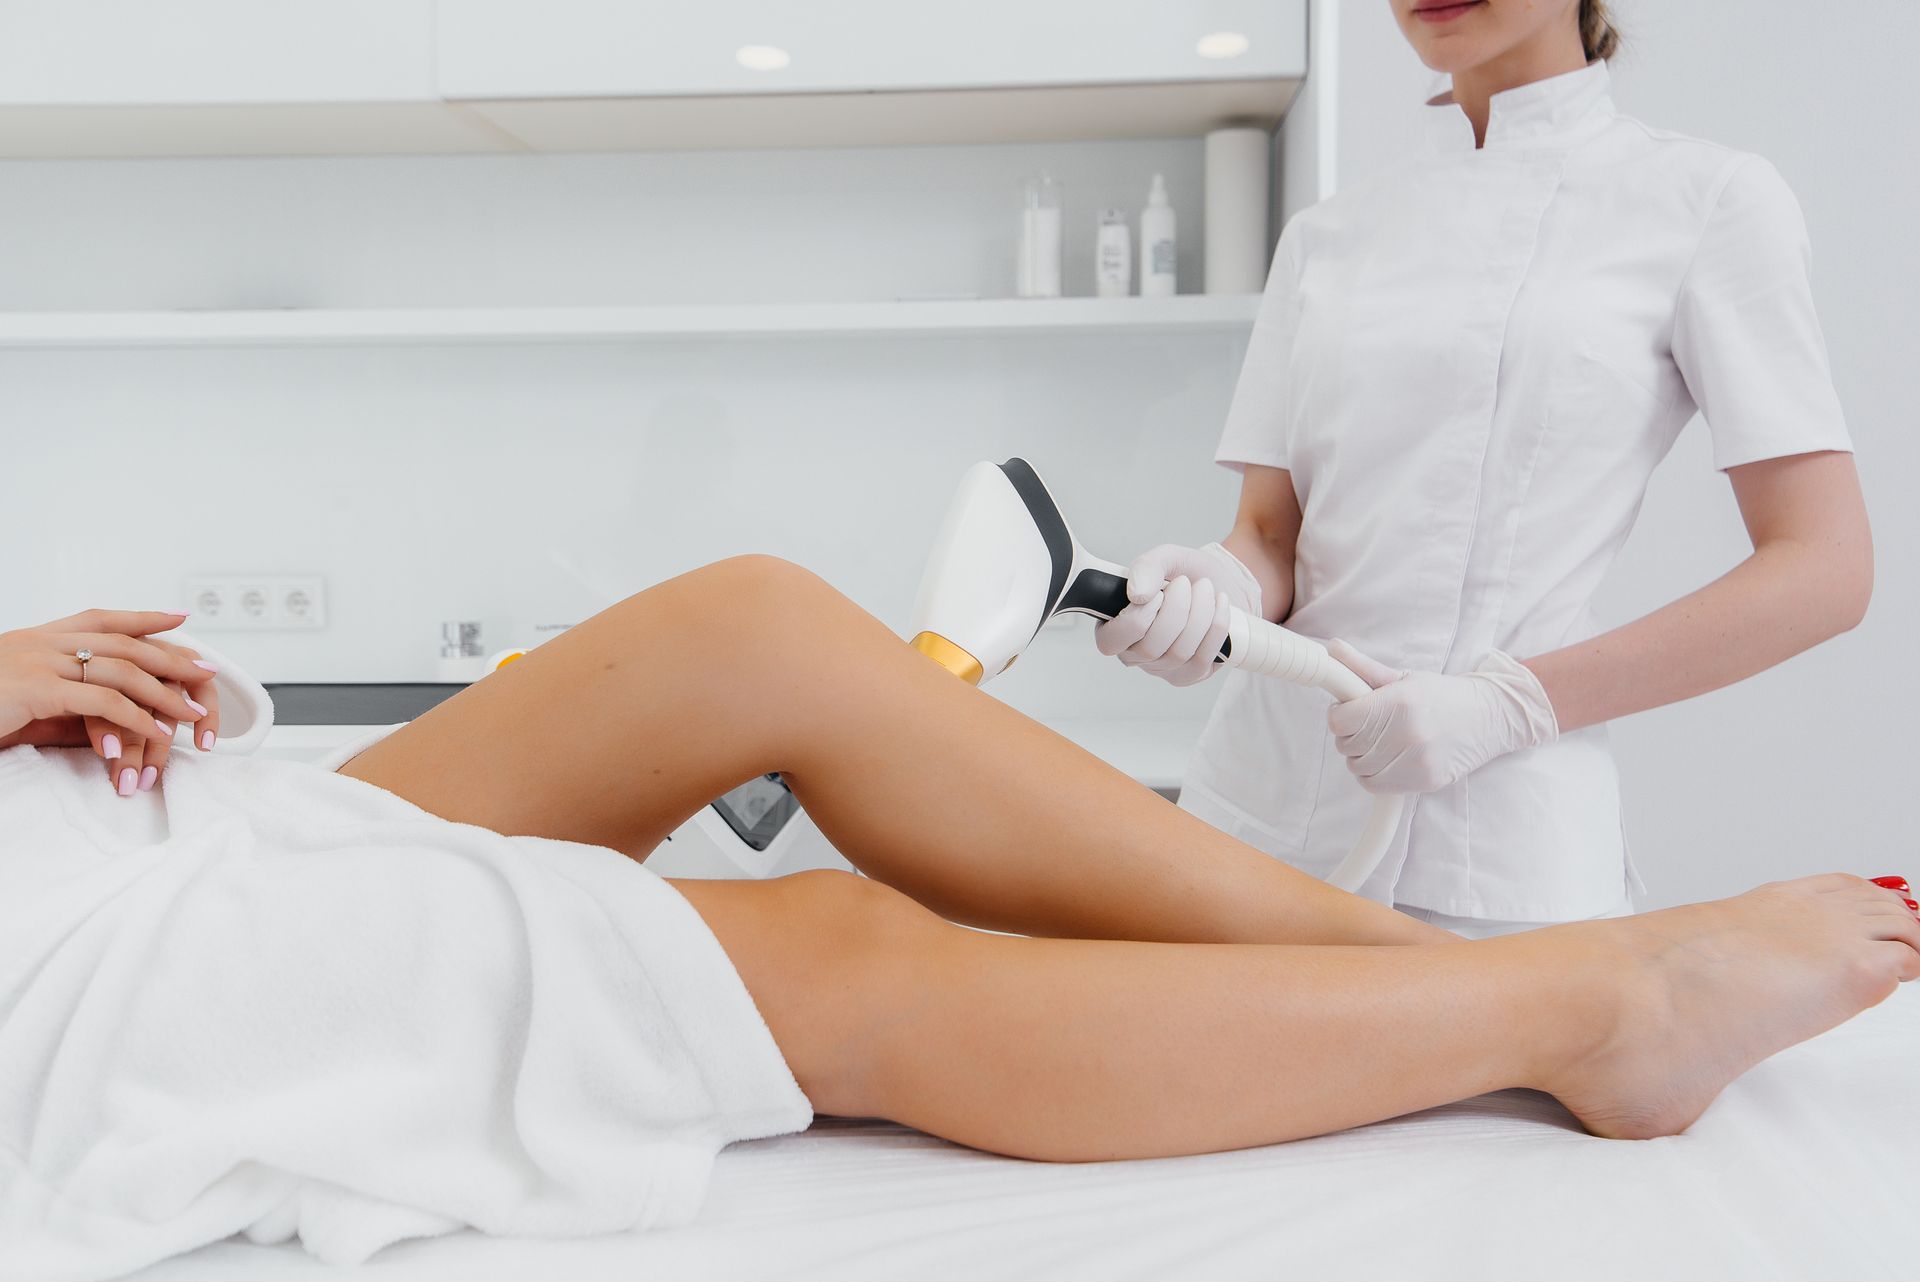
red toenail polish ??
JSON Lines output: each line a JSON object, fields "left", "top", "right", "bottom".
{"left": 1905, "top": 899, "right": 1918, "bottom": 911}
{"left": 1872, "top": 876, "right": 1909, "bottom": 891}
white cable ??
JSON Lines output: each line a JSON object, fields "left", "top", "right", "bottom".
{"left": 1218, "top": 607, "right": 1403, "bottom": 893}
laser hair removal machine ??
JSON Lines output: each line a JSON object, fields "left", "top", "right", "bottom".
{"left": 909, "top": 458, "right": 1402, "bottom": 894}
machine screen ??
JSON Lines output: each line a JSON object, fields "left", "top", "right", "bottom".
{"left": 710, "top": 774, "right": 800, "bottom": 852}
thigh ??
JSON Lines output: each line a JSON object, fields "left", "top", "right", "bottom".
{"left": 668, "top": 870, "right": 952, "bottom": 1119}
{"left": 340, "top": 560, "right": 799, "bottom": 857}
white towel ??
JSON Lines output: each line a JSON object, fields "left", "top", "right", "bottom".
{"left": 0, "top": 654, "right": 811, "bottom": 1281}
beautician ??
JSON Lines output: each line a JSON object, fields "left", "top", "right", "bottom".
{"left": 1097, "top": 0, "right": 1871, "bottom": 937}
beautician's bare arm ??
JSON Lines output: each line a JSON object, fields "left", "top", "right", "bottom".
{"left": 1524, "top": 450, "right": 1872, "bottom": 734}
{"left": 1222, "top": 464, "right": 1303, "bottom": 624}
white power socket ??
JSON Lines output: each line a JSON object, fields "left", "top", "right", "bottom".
{"left": 184, "top": 576, "right": 328, "bottom": 631}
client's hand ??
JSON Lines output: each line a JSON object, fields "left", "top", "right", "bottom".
{"left": 0, "top": 609, "right": 222, "bottom": 795}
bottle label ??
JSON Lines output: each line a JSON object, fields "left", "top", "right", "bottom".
{"left": 1151, "top": 240, "right": 1176, "bottom": 274}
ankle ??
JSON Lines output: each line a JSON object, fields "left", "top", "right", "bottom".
{"left": 1492, "top": 925, "right": 1637, "bottom": 1091}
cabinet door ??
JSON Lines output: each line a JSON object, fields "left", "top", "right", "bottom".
{"left": 0, "top": 0, "right": 437, "bottom": 105}
{"left": 437, "top": 0, "right": 1307, "bottom": 100}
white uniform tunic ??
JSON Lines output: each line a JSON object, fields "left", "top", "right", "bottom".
{"left": 1181, "top": 62, "right": 1850, "bottom": 920}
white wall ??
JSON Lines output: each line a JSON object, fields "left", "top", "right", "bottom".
{"left": 0, "top": 141, "right": 1247, "bottom": 728}
{"left": 8, "top": 5, "right": 1908, "bottom": 908}
{"left": 1332, "top": 0, "right": 1920, "bottom": 906}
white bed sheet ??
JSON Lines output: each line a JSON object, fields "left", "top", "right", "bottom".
{"left": 133, "top": 984, "right": 1919, "bottom": 1282}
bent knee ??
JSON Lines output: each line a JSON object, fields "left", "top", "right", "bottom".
{"left": 599, "top": 555, "right": 842, "bottom": 670}
{"left": 654, "top": 556, "right": 849, "bottom": 644}
{"left": 694, "top": 554, "right": 834, "bottom": 605}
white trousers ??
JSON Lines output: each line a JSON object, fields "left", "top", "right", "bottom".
{"left": 1395, "top": 896, "right": 1634, "bottom": 940}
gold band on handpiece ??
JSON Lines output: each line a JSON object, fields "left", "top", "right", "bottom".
{"left": 909, "top": 632, "right": 985, "bottom": 686}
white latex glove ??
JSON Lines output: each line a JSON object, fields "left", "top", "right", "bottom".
{"left": 1324, "top": 640, "right": 1558, "bottom": 795}
{"left": 1094, "top": 543, "right": 1262, "bottom": 687}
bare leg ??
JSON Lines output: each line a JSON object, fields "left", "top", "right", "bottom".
{"left": 335, "top": 558, "right": 1920, "bottom": 1155}
{"left": 344, "top": 556, "right": 1441, "bottom": 946}
{"left": 674, "top": 869, "right": 1920, "bottom": 1158}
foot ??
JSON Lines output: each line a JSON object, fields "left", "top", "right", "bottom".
{"left": 1538, "top": 875, "right": 1920, "bottom": 1139}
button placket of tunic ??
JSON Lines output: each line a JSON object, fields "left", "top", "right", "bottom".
{"left": 1408, "top": 150, "right": 1573, "bottom": 683}
{"left": 1432, "top": 148, "right": 1573, "bottom": 679}
{"left": 1375, "top": 139, "right": 1577, "bottom": 897}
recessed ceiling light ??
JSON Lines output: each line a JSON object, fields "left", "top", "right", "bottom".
{"left": 1195, "top": 31, "right": 1251, "bottom": 59}
{"left": 735, "top": 45, "right": 791, "bottom": 71}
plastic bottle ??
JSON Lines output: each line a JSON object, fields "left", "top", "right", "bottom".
{"left": 1095, "top": 209, "right": 1132, "bottom": 298}
{"left": 1017, "top": 173, "right": 1062, "bottom": 299}
{"left": 1139, "top": 173, "right": 1177, "bottom": 297}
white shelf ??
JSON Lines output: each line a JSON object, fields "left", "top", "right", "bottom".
{"left": 0, "top": 296, "right": 1261, "bottom": 350}
{"left": 449, "top": 81, "right": 1300, "bottom": 158}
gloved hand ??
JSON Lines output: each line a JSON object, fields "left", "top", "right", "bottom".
{"left": 1094, "top": 543, "right": 1262, "bottom": 687}
{"left": 1324, "top": 640, "right": 1558, "bottom": 795}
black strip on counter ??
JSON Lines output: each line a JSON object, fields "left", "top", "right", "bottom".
{"left": 265, "top": 683, "right": 466, "bottom": 725}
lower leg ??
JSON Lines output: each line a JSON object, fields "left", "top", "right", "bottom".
{"left": 677, "top": 870, "right": 1920, "bottom": 1159}
{"left": 343, "top": 557, "right": 1438, "bottom": 946}
{"left": 678, "top": 872, "right": 1553, "bottom": 1158}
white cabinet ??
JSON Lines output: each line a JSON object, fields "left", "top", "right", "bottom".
{"left": 0, "top": 0, "right": 437, "bottom": 104}
{"left": 0, "top": 0, "right": 511, "bottom": 157}
{"left": 438, "top": 0, "right": 1306, "bottom": 151}
{"left": 0, "top": 0, "right": 1310, "bottom": 156}
{"left": 437, "top": 0, "right": 1305, "bottom": 99}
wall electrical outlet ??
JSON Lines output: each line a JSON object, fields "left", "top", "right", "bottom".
{"left": 184, "top": 576, "right": 328, "bottom": 631}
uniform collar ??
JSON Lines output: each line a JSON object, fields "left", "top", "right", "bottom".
{"left": 1422, "top": 60, "right": 1615, "bottom": 153}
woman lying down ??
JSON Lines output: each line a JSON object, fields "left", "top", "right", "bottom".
{"left": 2, "top": 557, "right": 1916, "bottom": 1279}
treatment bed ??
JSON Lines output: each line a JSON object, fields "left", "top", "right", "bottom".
{"left": 131, "top": 982, "right": 1918, "bottom": 1282}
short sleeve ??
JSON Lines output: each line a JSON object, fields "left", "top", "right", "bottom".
{"left": 1213, "top": 219, "right": 1305, "bottom": 473}
{"left": 1672, "top": 155, "right": 1850, "bottom": 471}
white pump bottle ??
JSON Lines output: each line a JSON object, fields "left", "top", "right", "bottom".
{"left": 1139, "top": 173, "right": 1177, "bottom": 297}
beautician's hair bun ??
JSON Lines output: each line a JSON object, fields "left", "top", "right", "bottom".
{"left": 1580, "top": 0, "right": 1622, "bottom": 61}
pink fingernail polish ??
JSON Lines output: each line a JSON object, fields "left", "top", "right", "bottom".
{"left": 117, "top": 768, "right": 137, "bottom": 797}
{"left": 199, "top": 730, "right": 215, "bottom": 751}
{"left": 138, "top": 766, "right": 157, "bottom": 792}
{"left": 192, "top": 659, "right": 219, "bottom": 673}
{"left": 183, "top": 696, "right": 208, "bottom": 716}
{"left": 155, "top": 719, "right": 173, "bottom": 737}
{"left": 103, "top": 733, "right": 122, "bottom": 759}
